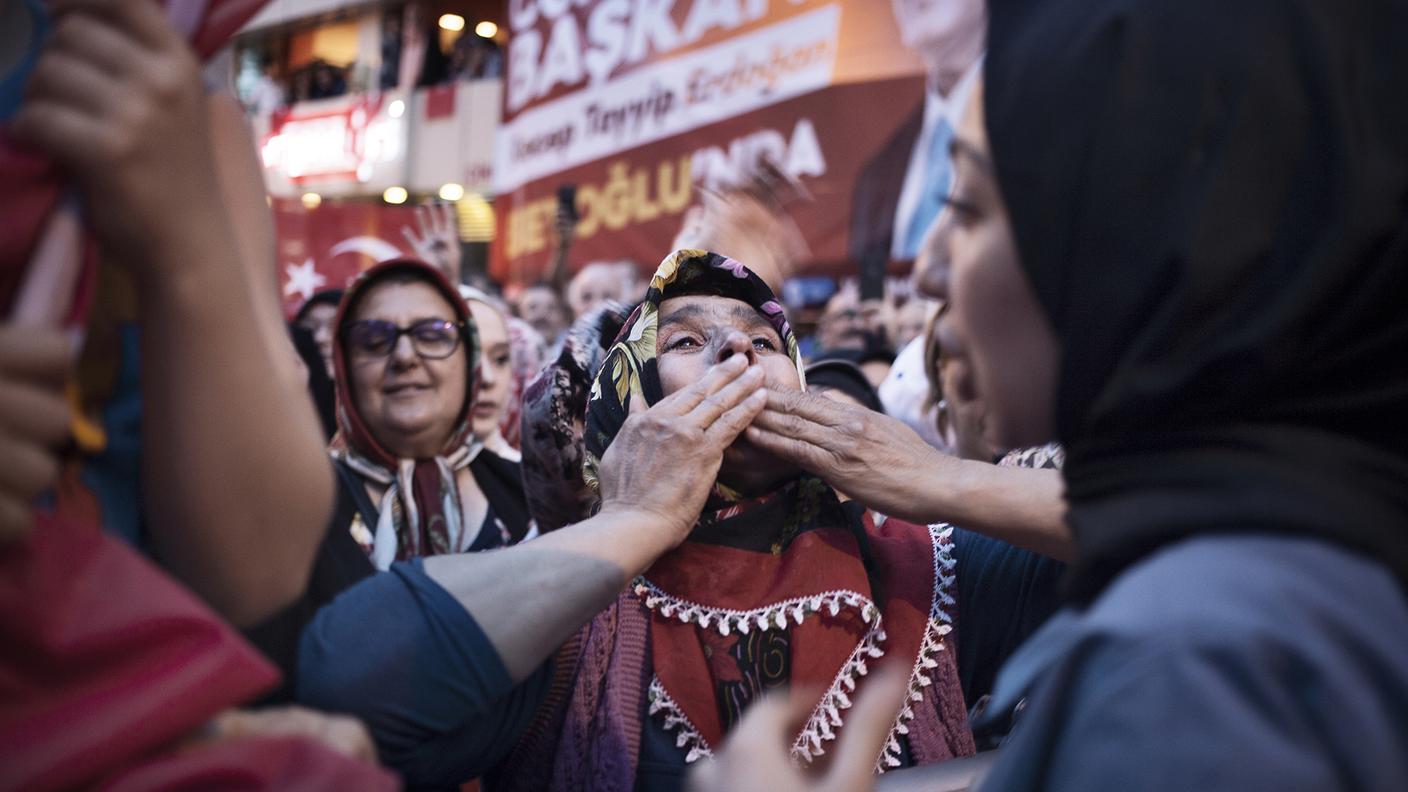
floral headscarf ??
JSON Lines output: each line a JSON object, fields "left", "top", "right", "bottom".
{"left": 329, "top": 259, "right": 482, "bottom": 568}
{"left": 582, "top": 249, "right": 803, "bottom": 495}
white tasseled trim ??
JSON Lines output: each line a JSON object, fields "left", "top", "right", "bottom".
{"left": 875, "top": 523, "right": 958, "bottom": 772}
{"left": 648, "top": 676, "right": 713, "bottom": 764}
{"left": 791, "top": 618, "right": 888, "bottom": 763}
{"left": 633, "top": 579, "right": 887, "bottom": 765}
{"left": 632, "top": 580, "right": 883, "bottom": 637}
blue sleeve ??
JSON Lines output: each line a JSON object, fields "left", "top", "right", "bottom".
{"left": 298, "top": 558, "right": 551, "bottom": 789}
{"left": 981, "top": 632, "right": 1344, "bottom": 792}
{"left": 951, "top": 527, "right": 1065, "bottom": 706}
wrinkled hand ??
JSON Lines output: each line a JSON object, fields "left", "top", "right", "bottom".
{"left": 687, "top": 667, "right": 908, "bottom": 792}
{"left": 401, "top": 203, "right": 463, "bottom": 283}
{"left": 191, "top": 707, "right": 378, "bottom": 763}
{"left": 13, "top": 0, "right": 224, "bottom": 278}
{"left": 0, "top": 326, "right": 72, "bottom": 545}
{"left": 598, "top": 355, "right": 766, "bottom": 543}
{"left": 746, "top": 389, "right": 953, "bottom": 524}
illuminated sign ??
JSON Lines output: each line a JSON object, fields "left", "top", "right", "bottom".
{"left": 261, "top": 95, "right": 406, "bottom": 184}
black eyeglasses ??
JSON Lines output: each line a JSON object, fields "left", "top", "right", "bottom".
{"left": 344, "top": 318, "right": 464, "bottom": 359}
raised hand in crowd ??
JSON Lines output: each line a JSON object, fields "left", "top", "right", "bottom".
{"left": 16, "top": 0, "right": 219, "bottom": 273}
{"left": 747, "top": 388, "right": 1072, "bottom": 560}
{"left": 13, "top": 0, "right": 332, "bottom": 627}
{"left": 687, "top": 667, "right": 909, "bottom": 792}
{"left": 544, "top": 199, "right": 577, "bottom": 295}
{"left": 672, "top": 159, "right": 809, "bottom": 294}
{"left": 0, "top": 326, "right": 71, "bottom": 544}
{"left": 401, "top": 202, "right": 463, "bottom": 283}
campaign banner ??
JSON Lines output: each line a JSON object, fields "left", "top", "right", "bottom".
{"left": 490, "top": 0, "right": 972, "bottom": 287}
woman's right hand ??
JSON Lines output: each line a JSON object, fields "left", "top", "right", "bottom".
{"left": 597, "top": 355, "right": 767, "bottom": 544}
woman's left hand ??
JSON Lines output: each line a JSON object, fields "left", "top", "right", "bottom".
{"left": 746, "top": 389, "right": 954, "bottom": 525}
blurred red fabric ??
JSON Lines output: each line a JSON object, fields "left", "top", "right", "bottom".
{"left": 1, "top": 5, "right": 400, "bottom": 791}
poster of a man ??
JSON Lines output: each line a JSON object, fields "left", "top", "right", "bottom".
{"left": 850, "top": 0, "right": 986, "bottom": 267}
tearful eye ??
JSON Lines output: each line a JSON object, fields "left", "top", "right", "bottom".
{"left": 752, "top": 337, "right": 778, "bottom": 352}
{"left": 667, "top": 336, "right": 700, "bottom": 351}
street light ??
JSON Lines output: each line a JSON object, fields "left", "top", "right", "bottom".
{"left": 475, "top": 21, "right": 498, "bottom": 38}
{"left": 383, "top": 186, "right": 409, "bottom": 205}
{"left": 438, "top": 14, "right": 465, "bottom": 31}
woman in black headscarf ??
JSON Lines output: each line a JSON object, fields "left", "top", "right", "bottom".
{"left": 911, "top": 0, "right": 1408, "bottom": 789}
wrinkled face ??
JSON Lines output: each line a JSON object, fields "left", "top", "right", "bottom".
{"left": 468, "top": 300, "right": 512, "bottom": 442}
{"left": 655, "top": 294, "right": 802, "bottom": 495}
{"left": 516, "top": 286, "right": 568, "bottom": 342}
{"left": 922, "top": 80, "right": 1058, "bottom": 450}
{"left": 890, "top": 0, "right": 986, "bottom": 78}
{"left": 347, "top": 280, "right": 468, "bottom": 459}
{"left": 297, "top": 302, "right": 338, "bottom": 376}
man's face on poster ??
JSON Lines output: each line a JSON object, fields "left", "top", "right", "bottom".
{"left": 890, "top": 0, "right": 986, "bottom": 71}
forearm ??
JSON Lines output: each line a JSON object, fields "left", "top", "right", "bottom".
{"left": 206, "top": 93, "right": 299, "bottom": 390}
{"left": 136, "top": 235, "right": 332, "bottom": 627}
{"left": 425, "top": 506, "right": 674, "bottom": 682}
{"left": 914, "top": 455, "right": 1072, "bottom": 561}
{"left": 298, "top": 561, "right": 552, "bottom": 784}
{"left": 547, "top": 239, "right": 571, "bottom": 294}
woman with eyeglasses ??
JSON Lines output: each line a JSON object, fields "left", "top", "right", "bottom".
{"left": 332, "top": 260, "right": 534, "bottom": 564}
{"left": 247, "top": 259, "right": 533, "bottom": 702}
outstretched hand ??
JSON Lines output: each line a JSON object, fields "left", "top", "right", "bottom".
{"left": 745, "top": 388, "right": 952, "bottom": 524}
{"left": 687, "top": 666, "right": 909, "bottom": 792}
{"left": 597, "top": 355, "right": 767, "bottom": 544}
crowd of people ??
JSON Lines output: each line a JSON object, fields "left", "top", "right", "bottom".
{"left": 239, "top": 3, "right": 504, "bottom": 114}
{"left": 3, "top": 0, "right": 1407, "bottom": 790}
{"left": 240, "top": 4, "right": 504, "bottom": 116}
